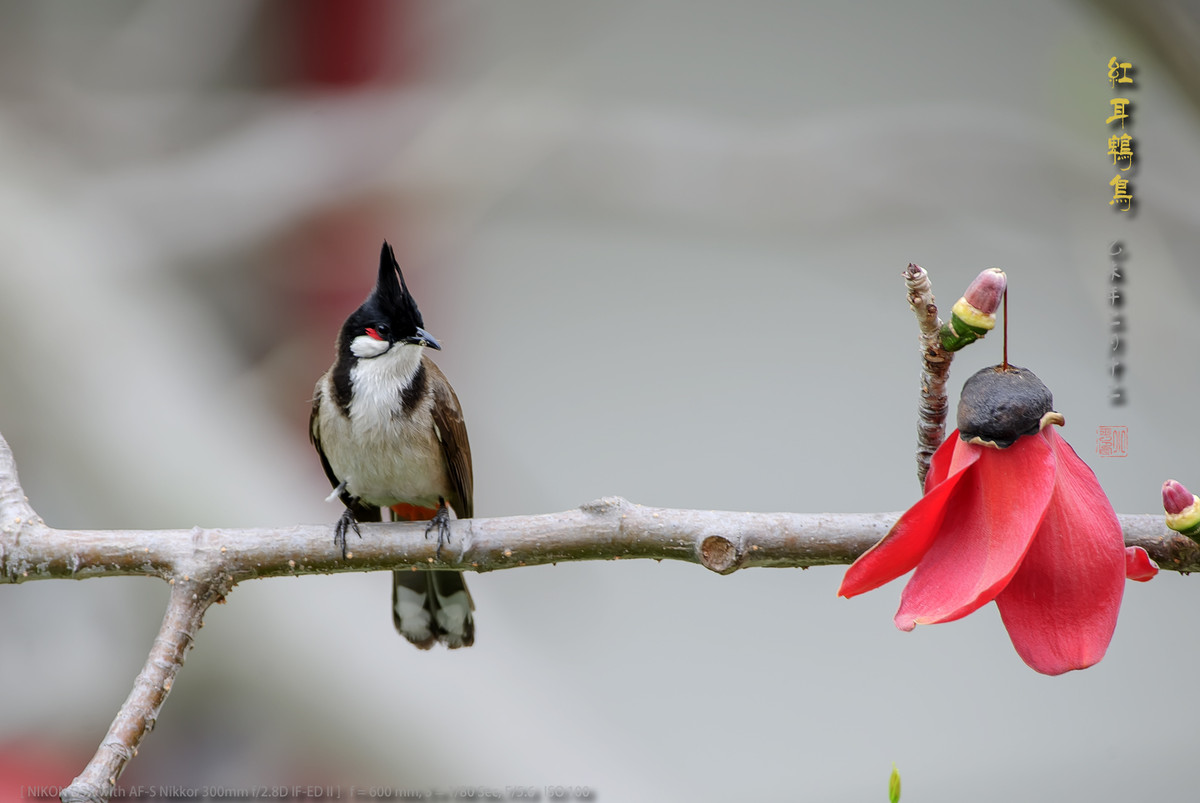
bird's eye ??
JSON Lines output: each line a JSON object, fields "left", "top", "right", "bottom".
{"left": 366, "top": 324, "right": 390, "bottom": 341}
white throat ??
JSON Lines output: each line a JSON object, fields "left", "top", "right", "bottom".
{"left": 348, "top": 341, "right": 425, "bottom": 424}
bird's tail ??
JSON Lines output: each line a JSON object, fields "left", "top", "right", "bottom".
{"left": 389, "top": 503, "right": 474, "bottom": 649}
{"left": 392, "top": 569, "right": 475, "bottom": 649}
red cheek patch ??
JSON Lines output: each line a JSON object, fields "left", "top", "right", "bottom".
{"left": 365, "top": 328, "right": 384, "bottom": 341}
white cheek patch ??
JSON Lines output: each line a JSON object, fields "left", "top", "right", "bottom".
{"left": 350, "top": 334, "right": 390, "bottom": 359}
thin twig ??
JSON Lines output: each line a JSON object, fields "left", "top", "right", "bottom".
{"left": 61, "top": 576, "right": 231, "bottom": 803}
{"left": 904, "top": 263, "right": 953, "bottom": 488}
{"left": 0, "top": 424, "right": 39, "bottom": 540}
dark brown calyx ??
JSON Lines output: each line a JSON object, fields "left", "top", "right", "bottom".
{"left": 957, "top": 365, "right": 1054, "bottom": 448}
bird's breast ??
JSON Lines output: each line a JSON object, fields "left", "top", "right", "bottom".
{"left": 318, "top": 376, "right": 449, "bottom": 509}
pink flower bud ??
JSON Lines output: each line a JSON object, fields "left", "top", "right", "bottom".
{"left": 1162, "top": 479, "right": 1194, "bottom": 515}
{"left": 1163, "top": 479, "right": 1200, "bottom": 538}
{"left": 963, "top": 268, "right": 1006, "bottom": 315}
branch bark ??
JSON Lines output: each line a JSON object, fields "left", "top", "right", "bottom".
{"left": 5, "top": 495, "right": 1196, "bottom": 584}
{"left": 61, "top": 576, "right": 230, "bottom": 803}
{"left": 905, "top": 262, "right": 953, "bottom": 489}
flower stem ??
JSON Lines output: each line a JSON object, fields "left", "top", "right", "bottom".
{"left": 1002, "top": 287, "right": 1009, "bottom": 369}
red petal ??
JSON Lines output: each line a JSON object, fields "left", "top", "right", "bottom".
{"left": 995, "top": 428, "right": 1125, "bottom": 675}
{"left": 838, "top": 434, "right": 978, "bottom": 599}
{"left": 1124, "top": 546, "right": 1158, "bottom": 582}
{"left": 894, "top": 431, "right": 1056, "bottom": 630}
{"left": 922, "top": 428, "right": 962, "bottom": 493}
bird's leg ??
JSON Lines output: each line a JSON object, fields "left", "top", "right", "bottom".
{"left": 334, "top": 508, "right": 362, "bottom": 559}
{"left": 424, "top": 497, "right": 452, "bottom": 560}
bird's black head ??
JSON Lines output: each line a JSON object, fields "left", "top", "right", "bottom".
{"left": 339, "top": 241, "right": 441, "bottom": 360}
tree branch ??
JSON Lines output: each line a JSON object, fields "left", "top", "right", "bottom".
{"left": 905, "top": 262, "right": 953, "bottom": 489}
{"left": 61, "top": 576, "right": 230, "bottom": 803}
{"left": 5, "top": 491, "right": 1196, "bottom": 583}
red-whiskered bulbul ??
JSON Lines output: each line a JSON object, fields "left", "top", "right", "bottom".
{"left": 310, "top": 241, "right": 475, "bottom": 649}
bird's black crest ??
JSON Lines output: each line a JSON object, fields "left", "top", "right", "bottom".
{"left": 338, "top": 241, "right": 427, "bottom": 347}
{"left": 370, "top": 240, "right": 425, "bottom": 332}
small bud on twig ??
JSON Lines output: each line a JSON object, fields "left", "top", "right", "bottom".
{"left": 940, "top": 268, "right": 1006, "bottom": 351}
{"left": 889, "top": 764, "right": 902, "bottom": 803}
{"left": 1163, "top": 479, "right": 1200, "bottom": 538}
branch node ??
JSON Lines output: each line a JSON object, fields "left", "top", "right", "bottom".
{"left": 100, "top": 740, "right": 133, "bottom": 762}
{"left": 61, "top": 784, "right": 108, "bottom": 803}
{"left": 699, "top": 535, "right": 740, "bottom": 574}
{"left": 580, "top": 496, "right": 630, "bottom": 515}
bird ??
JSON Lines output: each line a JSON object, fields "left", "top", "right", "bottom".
{"left": 309, "top": 241, "right": 474, "bottom": 649}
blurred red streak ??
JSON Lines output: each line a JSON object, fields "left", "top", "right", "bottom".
{"left": 295, "top": 0, "right": 422, "bottom": 87}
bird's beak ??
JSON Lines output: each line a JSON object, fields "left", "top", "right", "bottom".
{"left": 406, "top": 327, "right": 442, "bottom": 350}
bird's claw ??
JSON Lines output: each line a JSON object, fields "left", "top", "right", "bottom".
{"left": 334, "top": 509, "right": 362, "bottom": 559}
{"left": 424, "top": 502, "right": 452, "bottom": 560}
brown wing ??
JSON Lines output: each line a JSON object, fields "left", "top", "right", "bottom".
{"left": 424, "top": 356, "right": 474, "bottom": 519}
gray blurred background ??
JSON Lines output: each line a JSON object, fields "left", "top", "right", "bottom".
{"left": 1, "top": 1, "right": 1199, "bottom": 801}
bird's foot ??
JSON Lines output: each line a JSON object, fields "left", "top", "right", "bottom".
{"left": 334, "top": 509, "right": 362, "bottom": 559}
{"left": 424, "top": 499, "right": 452, "bottom": 560}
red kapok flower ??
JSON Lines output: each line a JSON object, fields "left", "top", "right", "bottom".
{"left": 839, "top": 365, "right": 1157, "bottom": 675}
